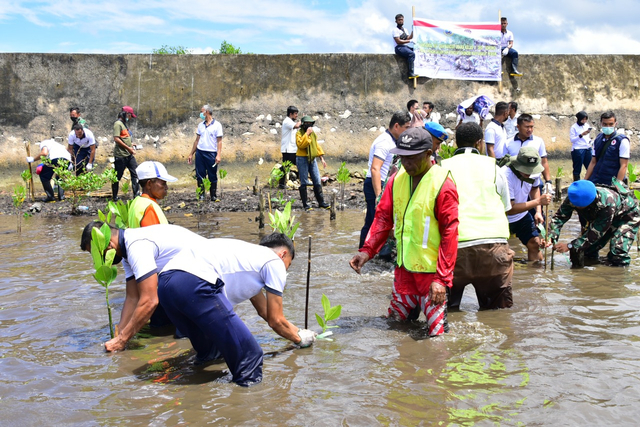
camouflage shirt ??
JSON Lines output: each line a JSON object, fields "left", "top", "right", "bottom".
{"left": 549, "top": 185, "right": 639, "bottom": 252}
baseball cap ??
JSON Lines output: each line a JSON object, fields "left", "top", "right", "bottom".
{"left": 508, "top": 146, "right": 544, "bottom": 175}
{"left": 136, "top": 161, "right": 177, "bottom": 182}
{"left": 568, "top": 180, "right": 597, "bottom": 207}
{"left": 390, "top": 127, "right": 433, "bottom": 156}
{"left": 424, "top": 122, "right": 448, "bottom": 141}
{"left": 122, "top": 106, "right": 137, "bottom": 118}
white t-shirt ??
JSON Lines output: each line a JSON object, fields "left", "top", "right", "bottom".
{"left": 392, "top": 26, "right": 410, "bottom": 46}
{"left": 366, "top": 131, "right": 396, "bottom": 181}
{"left": 121, "top": 225, "right": 208, "bottom": 282}
{"left": 456, "top": 112, "right": 480, "bottom": 126}
{"left": 68, "top": 128, "right": 96, "bottom": 149}
{"left": 569, "top": 123, "right": 592, "bottom": 150}
{"left": 504, "top": 166, "right": 541, "bottom": 223}
{"left": 501, "top": 30, "right": 514, "bottom": 49}
{"left": 484, "top": 120, "right": 508, "bottom": 159}
{"left": 281, "top": 117, "right": 298, "bottom": 153}
{"left": 161, "top": 238, "right": 287, "bottom": 306}
{"left": 504, "top": 114, "right": 519, "bottom": 139}
{"left": 39, "top": 139, "right": 71, "bottom": 161}
{"left": 506, "top": 134, "right": 547, "bottom": 158}
{"left": 196, "top": 120, "right": 224, "bottom": 152}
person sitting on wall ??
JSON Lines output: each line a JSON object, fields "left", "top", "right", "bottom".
{"left": 549, "top": 179, "right": 640, "bottom": 267}
{"left": 393, "top": 14, "right": 416, "bottom": 78}
{"left": 501, "top": 17, "right": 522, "bottom": 76}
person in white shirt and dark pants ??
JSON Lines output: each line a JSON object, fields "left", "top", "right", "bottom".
{"left": 569, "top": 111, "right": 593, "bottom": 182}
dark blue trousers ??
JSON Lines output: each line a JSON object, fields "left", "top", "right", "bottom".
{"left": 571, "top": 148, "right": 592, "bottom": 179}
{"left": 195, "top": 149, "right": 218, "bottom": 186}
{"left": 157, "top": 270, "right": 263, "bottom": 387}
{"left": 72, "top": 145, "right": 91, "bottom": 175}
{"left": 394, "top": 45, "right": 415, "bottom": 75}
{"left": 359, "top": 177, "right": 377, "bottom": 248}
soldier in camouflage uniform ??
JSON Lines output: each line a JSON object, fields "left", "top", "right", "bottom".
{"left": 549, "top": 179, "right": 640, "bottom": 266}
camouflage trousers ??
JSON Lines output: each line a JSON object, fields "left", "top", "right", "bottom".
{"left": 584, "top": 209, "right": 640, "bottom": 266}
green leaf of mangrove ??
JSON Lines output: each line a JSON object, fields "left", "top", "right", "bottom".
{"left": 321, "top": 294, "right": 330, "bottom": 315}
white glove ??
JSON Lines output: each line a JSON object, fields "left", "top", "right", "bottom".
{"left": 544, "top": 181, "right": 555, "bottom": 196}
{"left": 26, "top": 156, "right": 34, "bottom": 163}
{"left": 297, "top": 329, "right": 317, "bottom": 348}
{"left": 86, "top": 163, "right": 93, "bottom": 171}
{"left": 502, "top": 47, "right": 509, "bottom": 56}
{"left": 68, "top": 162, "right": 74, "bottom": 171}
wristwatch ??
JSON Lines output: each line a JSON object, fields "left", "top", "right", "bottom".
{"left": 567, "top": 243, "right": 573, "bottom": 249}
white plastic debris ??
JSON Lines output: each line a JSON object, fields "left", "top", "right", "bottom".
{"left": 339, "top": 110, "right": 352, "bottom": 119}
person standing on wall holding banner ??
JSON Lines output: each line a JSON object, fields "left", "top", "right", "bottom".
{"left": 501, "top": 17, "right": 522, "bottom": 77}
{"left": 393, "top": 14, "right": 416, "bottom": 78}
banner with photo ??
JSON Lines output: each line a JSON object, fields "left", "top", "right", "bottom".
{"left": 412, "top": 18, "right": 502, "bottom": 81}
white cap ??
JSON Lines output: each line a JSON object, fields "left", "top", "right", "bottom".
{"left": 136, "top": 161, "right": 177, "bottom": 182}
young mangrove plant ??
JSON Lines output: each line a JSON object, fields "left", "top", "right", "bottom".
{"left": 52, "top": 160, "right": 117, "bottom": 214}
{"left": 103, "top": 199, "right": 131, "bottom": 229}
{"left": 438, "top": 143, "right": 456, "bottom": 160}
{"left": 315, "top": 293, "right": 342, "bottom": 340}
{"left": 20, "top": 169, "right": 32, "bottom": 201}
{"left": 271, "top": 190, "right": 287, "bottom": 208}
{"left": 281, "top": 160, "right": 293, "bottom": 193}
{"left": 195, "top": 177, "right": 211, "bottom": 228}
{"left": 268, "top": 164, "right": 285, "bottom": 189}
{"left": 219, "top": 168, "right": 227, "bottom": 198}
{"left": 12, "top": 186, "right": 26, "bottom": 233}
{"left": 336, "top": 162, "right": 351, "bottom": 211}
{"left": 268, "top": 200, "right": 299, "bottom": 240}
{"left": 90, "top": 223, "right": 119, "bottom": 339}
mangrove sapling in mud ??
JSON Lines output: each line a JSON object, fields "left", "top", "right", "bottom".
{"left": 103, "top": 199, "right": 131, "bottom": 229}
{"left": 281, "top": 161, "right": 293, "bottom": 194}
{"left": 218, "top": 168, "right": 227, "bottom": 199}
{"left": 121, "top": 181, "right": 130, "bottom": 196}
{"left": 336, "top": 162, "right": 350, "bottom": 211}
{"left": 12, "top": 186, "right": 26, "bottom": 233}
{"left": 268, "top": 200, "right": 300, "bottom": 240}
{"left": 196, "top": 177, "right": 211, "bottom": 228}
{"left": 52, "top": 160, "right": 117, "bottom": 214}
{"left": 91, "top": 223, "right": 118, "bottom": 339}
{"left": 268, "top": 165, "right": 285, "bottom": 189}
{"left": 20, "top": 169, "right": 32, "bottom": 201}
{"left": 315, "top": 294, "right": 342, "bottom": 340}
{"left": 271, "top": 191, "right": 287, "bottom": 208}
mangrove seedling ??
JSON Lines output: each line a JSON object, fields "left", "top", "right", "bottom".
{"left": 12, "top": 185, "right": 26, "bottom": 232}
{"left": 315, "top": 293, "right": 342, "bottom": 339}
{"left": 271, "top": 190, "right": 287, "bottom": 208}
{"left": 438, "top": 143, "right": 456, "bottom": 160}
{"left": 219, "top": 168, "right": 227, "bottom": 198}
{"left": 268, "top": 200, "right": 300, "bottom": 240}
{"left": 281, "top": 160, "right": 293, "bottom": 193}
{"left": 628, "top": 164, "right": 638, "bottom": 184}
{"left": 104, "top": 199, "right": 131, "bottom": 229}
{"left": 20, "top": 169, "right": 32, "bottom": 200}
{"left": 268, "top": 164, "right": 285, "bottom": 189}
{"left": 121, "top": 180, "right": 130, "bottom": 196}
{"left": 195, "top": 177, "right": 212, "bottom": 228}
{"left": 556, "top": 167, "right": 565, "bottom": 179}
{"left": 336, "top": 162, "right": 350, "bottom": 211}
{"left": 90, "top": 223, "right": 119, "bottom": 339}
{"left": 52, "top": 160, "right": 117, "bottom": 214}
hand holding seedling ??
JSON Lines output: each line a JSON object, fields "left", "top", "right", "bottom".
{"left": 349, "top": 252, "right": 370, "bottom": 274}
{"left": 297, "top": 329, "right": 317, "bottom": 347}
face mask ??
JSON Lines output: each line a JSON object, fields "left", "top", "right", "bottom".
{"left": 70, "top": 117, "right": 78, "bottom": 123}
{"left": 602, "top": 127, "right": 615, "bottom": 136}
{"left": 125, "top": 118, "right": 129, "bottom": 123}
{"left": 200, "top": 112, "right": 206, "bottom": 120}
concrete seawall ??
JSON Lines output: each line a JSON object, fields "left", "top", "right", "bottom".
{"left": 1, "top": 53, "right": 639, "bottom": 166}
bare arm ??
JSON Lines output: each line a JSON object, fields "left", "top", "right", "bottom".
{"left": 618, "top": 158, "right": 629, "bottom": 181}
{"left": 541, "top": 157, "right": 551, "bottom": 182}
{"left": 370, "top": 157, "right": 384, "bottom": 197}
{"left": 188, "top": 135, "right": 200, "bottom": 164}
{"left": 117, "top": 277, "right": 139, "bottom": 331}
{"left": 584, "top": 157, "right": 597, "bottom": 180}
{"left": 265, "top": 292, "right": 301, "bottom": 344}
{"left": 506, "top": 186, "right": 551, "bottom": 216}
{"left": 105, "top": 275, "right": 159, "bottom": 352}
{"left": 89, "top": 145, "right": 96, "bottom": 164}
{"left": 215, "top": 137, "right": 222, "bottom": 164}
{"left": 486, "top": 144, "right": 496, "bottom": 158}
{"left": 249, "top": 291, "right": 268, "bottom": 321}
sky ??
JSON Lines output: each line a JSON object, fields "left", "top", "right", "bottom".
{"left": 1, "top": 0, "right": 640, "bottom": 55}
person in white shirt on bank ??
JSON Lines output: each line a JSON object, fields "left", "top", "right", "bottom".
{"left": 159, "top": 233, "right": 316, "bottom": 387}
{"left": 569, "top": 111, "right": 593, "bottom": 182}
{"left": 485, "top": 101, "right": 509, "bottom": 161}
{"left": 27, "top": 138, "right": 72, "bottom": 202}
{"left": 280, "top": 106, "right": 301, "bottom": 189}
{"left": 67, "top": 123, "right": 96, "bottom": 175}
{"left": 188, "top": 104, "right": 224, "bottom": 201}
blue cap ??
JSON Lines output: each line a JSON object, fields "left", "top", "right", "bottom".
{"left": 568, "top": 180, "right": 597, "bottom": 207}
{"left": 424, "top": 122, "right": 448, "bottom": 141}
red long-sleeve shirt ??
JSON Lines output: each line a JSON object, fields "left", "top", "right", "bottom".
{"left": 360, "top": 173, "right": 459, "bottom": 295}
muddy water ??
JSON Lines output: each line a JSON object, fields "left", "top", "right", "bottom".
{"left": 1, "top": 208, "right": 640, "bottom": 426}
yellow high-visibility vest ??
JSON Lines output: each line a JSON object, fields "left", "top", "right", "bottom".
{"left": 128, "top": 196, "right": 168, "bottom": 228}
{"left": 442, "top": 154, "right": 509, "bottom": 242}
{"left": 393, "top": 164, "right": 450, "bottom": 273}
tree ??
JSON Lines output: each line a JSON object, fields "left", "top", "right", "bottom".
{"left": 152, "top": 45, "right": 192, "bottom": 55}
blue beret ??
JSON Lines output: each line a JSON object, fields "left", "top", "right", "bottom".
{"left": 568, "top": 180, "right": 597, "bottom": 207}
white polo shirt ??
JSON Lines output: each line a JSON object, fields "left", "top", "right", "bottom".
{"left": 281, "top": 117, "right": 297, "bottom": 153}
{"left": 161, "top": 238, "right": 287, "bottom": 306}
{"left": 39, "top": 139, "right": 71, "bottom": 161}
{"left": 569, "top": 123, "right": 592, "bottom": 150}
{"left": 392, "top": 26, "right": 410, "bottom": 46}
{"left": 196, "top": 119, "right": 224, "bottom": 152}
{"left": 501, "top": 30, "right": 514, "bottom": 49}
{"left": 68, "top": 128, "right": 96, "bottom": 149}
{"left": 484, "top": 119, "right": 508, "bottom": 159}
{"left": 366, "top": 130, "right": 396, "bottom": 181}
{"left": 506, "top": 134, "right": 547, "bottom": 158}
{"left": 456, "top": 112, "right": 480, "bottom": 126}
{"left": 504, "top": 114, "right": 519, "bottom": 139}
{"left": 503, "top": 166, "right": 541, "bottom": 223}
{"left": 121, "top": 224, "right": 208, "bottom": 282}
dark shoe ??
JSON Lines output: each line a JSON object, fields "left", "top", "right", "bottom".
{"left": 43, "top": 197, "right": 56, "bottom": 203}
{"left": 304, "top": 206, "right": 313, "bottom": 212}
{"left": 112, "top": 196, "right": 120, "bottom": 202}
{"left": 211, "top": 196, "right": 220, "bottom": 202}
{"left": 313, "top": 185, "right": 331, "bottom": 209}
